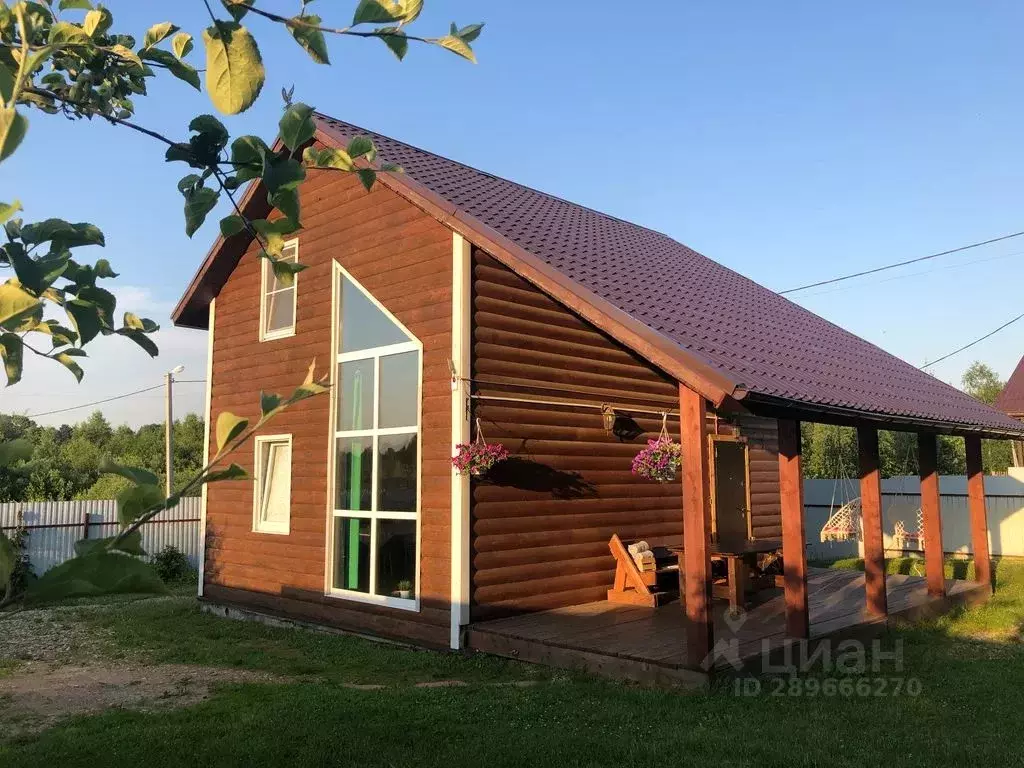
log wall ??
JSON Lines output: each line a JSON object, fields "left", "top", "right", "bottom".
{"left": 469, "top": 251, "right": 781, "bottom": 620}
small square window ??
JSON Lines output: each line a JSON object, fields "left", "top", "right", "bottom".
{"left": 260, "top": 239, "right": 298, "bottom": 341}
{"left": 253, "top": 435, "right": 291, "bottom": 534}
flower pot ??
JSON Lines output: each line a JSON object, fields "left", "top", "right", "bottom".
{"left": 398, "top": 590, "right": 411, "bottom": 599}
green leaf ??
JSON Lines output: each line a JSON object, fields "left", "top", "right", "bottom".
{"left": 117, "top": 327, "right": 159, "bottom": 357}
{"left": 99, "top": 456, "right": 159, "bottom": 487}
{"left": 122, "top": 312, "right": 158, "bottom": 332}
{"left": 216, "top": 411, "right": 249, "bottom": 452}
{"left": 184, "top": 186, "right": 219, "bottom": 238}
{"left": 346, "top": 136, "right": 376, "bottom": 161}
{"left": 143, "top": 21, "right": 179, "bottom": 49}
{"left": 270, "top": 188, "right": 299, "bottom": 225}
{"left": 48, "top": 21, "right": 90, "bottom": 45}
{"left": 0, "top": 531, "right": 14, "bottom": 591}
{"left": 287, "top": 14, "right": 329, "bottom": 64}
{"left": 263, "top": 156, "right": 305, "bottom": 194}
{"left": 74, "top": 531, "right": 146, "bottom": 558}
{"left": 93, "top": 258, "right": 118, "bottom": 278}
{"left": 203, "top": 463, "right": 247, "bottom": 483}
{"left": 109, "top": 44, "right": 144, "bottom": 70}
{"left": 356, "top": 168, "right": 376, "bottom": 191}
{"left": 117, "top": 483, "right": 164, "bottom": 525}
{"left": 219, "top": 214, "right": 246, "bottom": 237}
{"left": 204, "top": 21, "right": 265, "bottom": 115}
{"left": 377, "top": 28, "right": 408, "bottom": 60}
{"left": 435, "top": 33, "right": 476, "bottom": 63}
{"left": 0, "top": 438, "right": 33, "bottom": 467}
{"left": 188, "top": 113, "right": 229, "bottom": 151}
{"left": 0, "top": 61, "right": 13, "bottom": 104}
{"left": 82, "top": 7, "right": 110, "bottom": 36}
{"left": 352, "top": 0, "right": 401, "bottom": 25}
{"left": 172, "top": 31, "right": 193, "bottom": 59}
{"left": 220, "top": 0, "right": 251, "bottom": 22}
{"left": 0, "top": 107, "right": 27, "bottom": 163}
{"left": 0, "top": 332, "right": 23, "bottom": 385}
{"left": 260, "top": 391, "right": 282, "bottom": 418}
{"left": 59, "top": 0, "right": 94, "bottom": 9}
{"left": 21, "top": 218, "right": 104, "bottom": 248}
{"left": 65, "top": 298, "right": 103, "bottom": 344}
{"left": 399, "top": 0, "right": 424, "bottom": 24}
{"left": 458, "top": 23, "right": 484, "bottom": 43}
{"left": 25, "top": 551, "right": 168, "bottom": 605}
{"left": 140, "top": 47, "right": 200, "bottom": 91}
{"left": 55, "top": 351, "right": 84, "bottom": 382}
{"left": 230, "top": 134, "right": 270, "bottom": 182}
{"left": 302, "top": 146, "right": 353, "bottom": 170}
{"left": 278, "top": 102, "right": 316, "bottom": 152}
{"left": 271, "top": 257, "right": 306, "bottom": 287}
{"left": 0, "top": 282, "right": 42, "bottom": 331}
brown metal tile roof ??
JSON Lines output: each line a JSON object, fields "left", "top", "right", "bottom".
{"left": 174, "top": 113, "right": 1024, "bottom": 438}
{"left": 314, "top": 115, "right": 1024, "bottom": 437}
{"left": 996, "top": 355, "right": 1024, "bottom": 417}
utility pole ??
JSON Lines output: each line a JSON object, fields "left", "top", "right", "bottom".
{"left": 165, "top": 365, "right": 185, "bottom": 497}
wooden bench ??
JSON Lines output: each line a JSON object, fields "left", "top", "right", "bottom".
{"left": 607, "top": 534, "right": 680, "bottom": 607}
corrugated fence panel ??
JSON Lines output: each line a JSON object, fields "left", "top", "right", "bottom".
{"left": 0, "top": 497, "right": 201, "bottom": 575}
{"left": 804, "top": 476, "right": 1024, "bottom": 558}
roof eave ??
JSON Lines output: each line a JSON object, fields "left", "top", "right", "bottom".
{"left": 741, "top": 391, "right": 1024, "bottom": 440}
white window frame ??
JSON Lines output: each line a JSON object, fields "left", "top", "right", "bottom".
{"left": 252, "top": 434, "right": 292, "bottom": 535}
{"left": 325, "top": 262, "right": 422, "bottom": 612}
{"left": 259, "top": 238, "right": 299, "bottom": 342}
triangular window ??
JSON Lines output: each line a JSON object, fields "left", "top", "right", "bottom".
{"left": 339, "top": 275, "right": 414, "bottom": 353}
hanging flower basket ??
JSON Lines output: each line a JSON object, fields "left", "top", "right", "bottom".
{"left": 632, "top": 414, "right": 681, "bottom": 483}
{"left": 452, "top": 419, "right": 510, "bottom": 476}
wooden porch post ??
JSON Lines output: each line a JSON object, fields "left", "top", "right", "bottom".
{"left": 679, "top": 384, "right": 713, "bottom": 669}
{"left": 777, "top": 419, "right": 809, "bottom": 638}
{"left": 857, "top": 426, "right": 888, "bottom": 616}
{"left": 918, "top": 433, "right": 946, "bottom": 597}
{"left": 965, "top": 436, "right": 993, "bottom": 591}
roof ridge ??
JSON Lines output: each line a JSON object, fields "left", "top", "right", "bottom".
{"left": 312, "top": 111, "right": 677, "bottom": 242}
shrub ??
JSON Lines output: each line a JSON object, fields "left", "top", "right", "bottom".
{"left": 152, "top": 545, "right": 193, "bottom": 584}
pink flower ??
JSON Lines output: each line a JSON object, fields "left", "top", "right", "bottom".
{"left": 632, "top": 436, "right": 681, "bottom": 483}
{"left": 452, "top": 440, "right": 510, "bottom": 476}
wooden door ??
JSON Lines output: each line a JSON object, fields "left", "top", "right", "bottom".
{"left": 710, "top": 437, "right": 752, "bottom": 546}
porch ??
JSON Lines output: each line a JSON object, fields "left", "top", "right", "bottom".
{"left": 467, "top": 567, "right": 992, "bottom": 687}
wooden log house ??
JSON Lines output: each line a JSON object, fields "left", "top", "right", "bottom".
{"left": 173, "top": 114, "right": 1024, "bottom": 684}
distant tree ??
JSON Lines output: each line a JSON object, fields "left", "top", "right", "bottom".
{"left": 962, "top": 361, "right": 1004, "bottom": 405}
{"left": 960, "top": 361, "right": 1012, "bottom": 473}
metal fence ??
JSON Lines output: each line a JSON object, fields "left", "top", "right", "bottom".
{"left": 804, "top": 475, "right": 1024, "bottom": 560}
{"left": 0, "top": 497, "right": 201, "bottom": 575}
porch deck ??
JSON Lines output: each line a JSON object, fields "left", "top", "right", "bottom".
{"left": 467, "top": 568, "right": 991, "bottom": 687}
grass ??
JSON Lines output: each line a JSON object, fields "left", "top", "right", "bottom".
{"left": 4, "top": 560, "right": 1024, "bottom": 767}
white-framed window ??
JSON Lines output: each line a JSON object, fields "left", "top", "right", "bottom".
{"left": 259, "top": 239, "right": 298, "bottom": 341}
{"left": 253, "top": 434, "right": 292, "bottom": 535}
{"left": 328, "top": 265, "right": 421, "bottom": 610}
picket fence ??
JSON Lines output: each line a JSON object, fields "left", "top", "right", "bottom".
{"left": 0, "top": 497, "right": 201, "bottom": 575}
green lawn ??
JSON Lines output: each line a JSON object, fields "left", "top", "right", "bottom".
{"left": 4, "top": 560, "right": 1024, "bottom": 767}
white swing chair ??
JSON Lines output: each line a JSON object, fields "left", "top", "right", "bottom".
{"left": 819, "top": 437, "right": 862, "bottom": 544}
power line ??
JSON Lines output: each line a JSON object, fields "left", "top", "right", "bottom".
{"left": 25, "top": 380, "right": 205, "bottom": 419}
{"left": 779, "top": 230, "right": 1024, "bottom": 295}
{"left": 922, "top": 311, "right": 1024, "bottom": 368}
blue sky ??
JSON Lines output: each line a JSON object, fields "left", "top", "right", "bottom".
{"left": 4, "top": 1, "right": 1024, "bottom": 425}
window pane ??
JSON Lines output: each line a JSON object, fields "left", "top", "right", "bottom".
{"left": 379, "top": 351, "right": 419, "bottom": 429}
{"left": 336, "top": 436, "right": 372, "bottom": 511}
{"left": 340, "top": 276, "right": 411, "bottom": 353}
{"left": 337, "top": 359, "right": 374, "bottom": 431}
{"left": 376, "top": 519, "right": 416, "bottom": 599}
{"left": 265, "top": 287, "right": 294, "bottom": 333}
{"left": 260, "top": 441, "right": 291, "bottom": 525}
{"left": 378, "top": 433, "right": 417, "bottom": 512}
{"left": 333, "top": 517, "right": 370, "bottom": 592}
